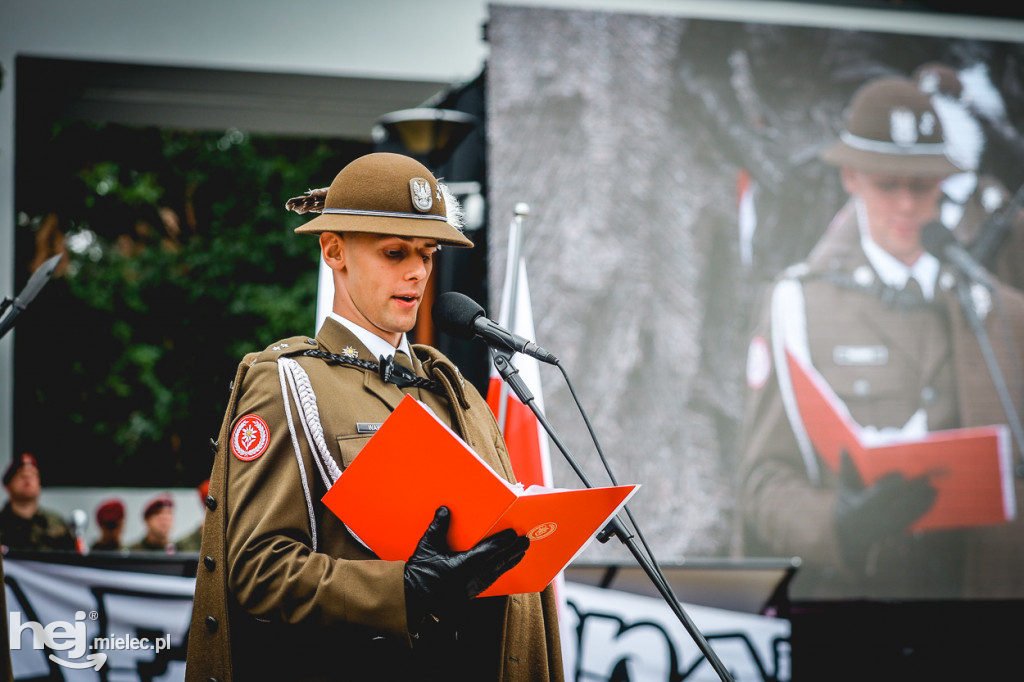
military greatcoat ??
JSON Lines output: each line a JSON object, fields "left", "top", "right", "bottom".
{"left": 738, "top": 205, "right": 1024, "bottom": 600}
{"left": 185, "top": 318, "right": 563, "bottom": 681}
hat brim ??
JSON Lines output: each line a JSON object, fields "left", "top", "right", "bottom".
{"left": 821, "top": 141, "right": 961, "bottom": 176}
{"left": 295, "top": 212, "right": 474, "bottom": 248}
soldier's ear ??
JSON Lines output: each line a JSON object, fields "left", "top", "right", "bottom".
{"left": 839, "top": 167, "right": 862, "bottom": 196}
{"left": 320, "top": 232, "right": 346, "bottom": 271}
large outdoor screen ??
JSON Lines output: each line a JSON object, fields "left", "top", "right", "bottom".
{"left": 486, "top": 3, "right": 1024, "bottom": 601}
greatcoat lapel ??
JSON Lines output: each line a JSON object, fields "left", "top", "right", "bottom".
{"left": 317, "top": 318, "right": 407, "bottom": 412}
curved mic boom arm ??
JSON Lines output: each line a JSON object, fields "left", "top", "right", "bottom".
{"left": 488, "top": 344, "right": 736, "bottom": 682}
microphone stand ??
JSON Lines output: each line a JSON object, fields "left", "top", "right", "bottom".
{"left": 968, "top": 181, "right": 1024, "bottom": 269}
{"left": 488, "top": 346, "right": 736, "bottom": 682}
{"left": 953, "top": 278, "right": 1024, "bottom": 460}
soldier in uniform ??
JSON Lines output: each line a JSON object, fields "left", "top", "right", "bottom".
{"left": 128, "top": 493, "right": 176, "bottom": 553}
{"left": 737, "top": 77, "right": 1024, "bottom": 600}
{"left": 91, "top": 497, "right": 126, "bottom": 552}
{"left": 185, "top": 153, "right": 563, "bottom": 682}
{"left": 0, "top": 453, "right": 75, "bottom": 552}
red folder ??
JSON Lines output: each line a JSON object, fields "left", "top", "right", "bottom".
{"left": 785, "top": 349, "right": 1015, "bottom": 531}
{"left": 322, "top": 394, "right": 638, "bottom": 597}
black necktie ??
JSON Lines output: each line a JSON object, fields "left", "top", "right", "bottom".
{"left": 893, "top": 277, "right": 926, "bottom": 309}
{"left": 378, "top": 352, "right": 420, "bottom": 390}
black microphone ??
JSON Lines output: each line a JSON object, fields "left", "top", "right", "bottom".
{"left": 432, "top": 291, "right": 558, "bottom": 364}
{"left": 920, "top": 221, "right": 994, "bottom": 291}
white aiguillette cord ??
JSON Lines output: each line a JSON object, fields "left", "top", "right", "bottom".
{"left": 277, "top": 357, "right": 344, "bottom": 552}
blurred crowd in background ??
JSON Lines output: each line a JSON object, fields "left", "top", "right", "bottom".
{"left": 0, "top": 452, "right": 206, "bottom": 555}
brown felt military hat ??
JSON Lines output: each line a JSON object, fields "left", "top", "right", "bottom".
{"left": 291, "top": 153, "right": 473, "bottom": 247}
{"left": 821, "top": 76, "right": 961, "bottom": 176}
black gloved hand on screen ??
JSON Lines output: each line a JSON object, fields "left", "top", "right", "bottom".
{"left": 404, "top": 506, "right": 529, "bottom": 626}
{"left": 833, "top": 450, "right": 937, "bottom": 569}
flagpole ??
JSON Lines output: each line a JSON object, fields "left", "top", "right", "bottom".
{"left": 496, "top": 202, "right": 530, "bottom": 436}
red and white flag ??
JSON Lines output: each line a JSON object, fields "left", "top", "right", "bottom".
{"left": 486, "top": 236, "right": 552, "bottom": 489}
{"left": 486, "top": 219, "right": 575, "bottom": 674}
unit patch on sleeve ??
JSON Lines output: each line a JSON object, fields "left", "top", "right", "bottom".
{"left": 232, "top": 414, "right": 271, "bottom": 461}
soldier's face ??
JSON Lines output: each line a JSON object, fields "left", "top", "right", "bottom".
{"left": 5, "top": 465, "right": 41, "bottom": 502}
{"left": 841, "top": 168, "right": 944, "bottom": 265}
{"left": 146, "top": 507, "right": 174, "bottom": 540}
{"left": 322, "top": 232, "right": 438, "bottom": 346}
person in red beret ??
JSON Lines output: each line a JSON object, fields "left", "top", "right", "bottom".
{"left": 0, "top": 453, "right": 75, "bottom": 552}
{"left": 91, "top": 498, "right": 126, "bottom": 552}
{"left": 174, "top": 479, "right": 209, "bottom": 552}
{"left": 129, "top": 493, "right": 176, "bottom": 554}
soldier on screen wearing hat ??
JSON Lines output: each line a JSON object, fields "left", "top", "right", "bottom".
{"left": 185, "top": 153, "right": 563, "bottom": 682}
{"left": 0, "top": 453, "right": 75, "bottom": 552}
{"left": 129, "top": 493, "right": 176, "bottom": 554}
{"left": 737, "top": 76, "right": 1024, "bottom": 600}
{"left": 91, "top": 497, "right": 126, "bottom": 552}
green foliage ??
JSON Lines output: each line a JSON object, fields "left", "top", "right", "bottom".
{"left": 13, "top": 122, "right": 370, "bottom": 486}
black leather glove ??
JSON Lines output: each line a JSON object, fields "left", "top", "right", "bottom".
{"left": 834, "top": 450, "right": 937, "bottom": 569}
{"left": 404, "top": 506, "right": 529, "bottom": 627}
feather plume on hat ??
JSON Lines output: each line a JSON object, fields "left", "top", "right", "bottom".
{"left": 285, "top": 187, "right": 329, "bottom": 215}
{"left": 438, "top": 181, "right": 465, "bottom": 231}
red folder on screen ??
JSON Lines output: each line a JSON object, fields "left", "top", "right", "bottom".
{"left": 322, "top": 394, "right": 638, "bottom": 597}
{"left": 785, "top": 349, "right": 1015, "bottom": 531}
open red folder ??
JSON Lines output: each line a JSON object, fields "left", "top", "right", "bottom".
{"left": 785, "top": 349, "right": 1015, "bottom": 532}
{"left": 322, "top": 394, "right": 638, "bottom": 597}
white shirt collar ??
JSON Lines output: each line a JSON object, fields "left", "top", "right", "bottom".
{"left": 326, "top": 312, "right": 413, "bottom": 361}
{"left": 854, "top": 199, "right": 940, "bottom": 300}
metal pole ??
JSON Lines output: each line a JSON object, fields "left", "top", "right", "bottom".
{"left": 496, "top": 202, "right": 530, "bottom": 435}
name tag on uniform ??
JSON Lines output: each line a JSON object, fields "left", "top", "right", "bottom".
{"left": 356, "top": 423, "right": 383, "bottom": 434}
{"left": 833, "top": 345, "right": 888, "bottom": 366}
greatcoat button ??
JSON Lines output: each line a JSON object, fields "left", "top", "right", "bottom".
{"left": 206, "top": 616, "right": 218, "bottom": 633}
{"left": 206, "top": 496, "right": 217, "bottom": 511}
{"left": 204, "top": 556, "right": 216, "bottom": 571}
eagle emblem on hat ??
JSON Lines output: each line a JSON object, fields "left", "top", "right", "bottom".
{"left": 409, "top": 178, "right": 433, "bottom": 212}
{"left": 890, "top": 107, "right": 918, "bottom": 147}
{"left": 919, "top": 110, "right": 936, "bottom": 136}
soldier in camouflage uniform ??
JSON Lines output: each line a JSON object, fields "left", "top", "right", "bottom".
{"left": 0, "top": 453, "right": 75, "bottom": 552}
{"left": 90, "top": 498, "right": 126, "bottom": 552}
{"left": 128, "top": 493, "right": 177, "bottom": 553}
